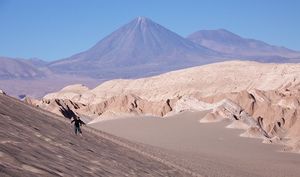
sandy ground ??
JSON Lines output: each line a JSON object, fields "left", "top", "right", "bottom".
{"left": 90, "top": 111, "right": 300, "bottom": 177}
{"left": 0, "top": 94, "right": 191, "bottom": 177}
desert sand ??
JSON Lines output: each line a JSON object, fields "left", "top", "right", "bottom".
{"left": 90, "top": 111, "right": 300, "bottom": 177}
{"left": 0, "top": 94, "right": 193, "bottom": 177}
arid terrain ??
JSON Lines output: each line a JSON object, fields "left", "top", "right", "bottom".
{"left": 3, "top": 60, "right": 300, "bottom": 177}
{"left": 90, "top": 111, "right": 300, "bottom": 177}
{"left": 2, "top": 91, "right": 299, "bottom": 177}
{"left": 1, "top": 3, "right": 300, "bottom": 177}
{"left": 28, "top": 61, "right": 300, "bottom": 153}
{"left": 0, "top": 93, "right": 194, "bottom": 177}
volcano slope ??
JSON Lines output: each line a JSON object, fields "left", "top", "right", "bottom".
{"left": 0, "top": 94, "right": 191, "bottom": 177}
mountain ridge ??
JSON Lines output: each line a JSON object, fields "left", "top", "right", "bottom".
{"left": 187, "top": 29, "right": 300, "bottom": 59}
{"left": 0, "top": 57, "right": 46, "bottom": 79}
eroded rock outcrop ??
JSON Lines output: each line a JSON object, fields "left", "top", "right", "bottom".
{"left": 28, "top": 93, "right": 178, "bottom": 121}
{"left": 200, "top": 88, "right": 300, "bottom": 153}
{"left": 27, "top": 61, "right": 300, "bottom": 153}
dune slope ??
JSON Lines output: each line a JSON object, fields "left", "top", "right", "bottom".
{"left": 0, "top": 94, "right": 191, "bottom": 177}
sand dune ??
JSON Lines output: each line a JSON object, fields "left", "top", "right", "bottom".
{"left": 0, "top": 94, "right": 193, "bottom": 177}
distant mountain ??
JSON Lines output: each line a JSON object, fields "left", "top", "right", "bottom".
{"left": 22, "top": 58, "right": 48, "bottom": 67}
{"left": 0, "top": 57, "right": 46, "bottom": 79}
{"left": 49, "top": 17, "right": 222, "bottom": 78}
{"left": 187, "top": 29, "right": 300, "bottom": 61}
{"left": 4, "top": 18, "right": 300, "bottom": 81}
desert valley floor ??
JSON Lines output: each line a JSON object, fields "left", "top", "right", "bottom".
{"left": 90, "top": 112, "right": 300, "bottom": 177}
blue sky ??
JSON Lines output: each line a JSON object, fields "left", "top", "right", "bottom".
{"left": 0, "top": 0, "right": 299, "bottom": 61}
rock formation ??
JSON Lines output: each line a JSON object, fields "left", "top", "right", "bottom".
{"left": 27, "top": 61, "right": 300, "bottom": 153}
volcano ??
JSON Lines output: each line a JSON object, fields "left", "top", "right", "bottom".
{"left": 49, "top": 17, "right": 221, "bottom": 78}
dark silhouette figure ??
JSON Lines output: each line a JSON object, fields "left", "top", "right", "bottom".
{"left": 71, "top": 116, "right": 85, "bottom": 135}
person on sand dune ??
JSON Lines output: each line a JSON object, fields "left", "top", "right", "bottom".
{"left": 71, "top": 116, "right": 86, "bottom": 135}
